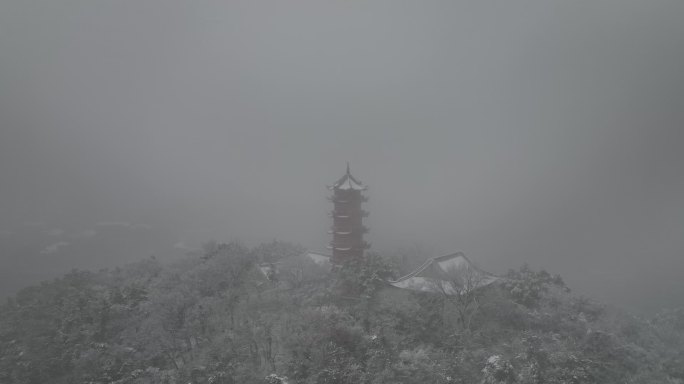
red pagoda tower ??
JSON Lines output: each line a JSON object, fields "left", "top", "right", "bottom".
{"left": 327, "top": 163, "right": 369, "bottom": 264}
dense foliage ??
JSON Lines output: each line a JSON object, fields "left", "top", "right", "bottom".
{"left": 1, "top": 241, "right": 683, "bottom": 383}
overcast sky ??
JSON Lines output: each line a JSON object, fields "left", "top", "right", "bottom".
{"left": 1, "top": 1, "right": 683, "bottom": 312}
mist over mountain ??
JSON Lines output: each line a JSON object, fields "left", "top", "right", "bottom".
{"left": 2, "top": 1, "right": 684, "bottom": 314}
{"left": 2, "top": 3, "right": 684, "bottom": 382}
{"left": 0, "top": 222, "right": 188, "bottom": 300}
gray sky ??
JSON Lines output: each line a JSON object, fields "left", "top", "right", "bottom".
{"left": 1, "top": 1, "right": 683, "bottom": 312}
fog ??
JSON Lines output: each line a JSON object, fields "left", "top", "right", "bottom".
{"left": 1, "top": 0, "right": 683, "bottom": 313}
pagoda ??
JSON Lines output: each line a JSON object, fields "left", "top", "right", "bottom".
{"left": 327, "top": 163, "right": 369, "bottom": 264}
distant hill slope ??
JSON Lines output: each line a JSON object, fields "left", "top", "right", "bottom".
{"left": 1, "top": 241, "right": 683, "bottom": 384}
{"left": 0, "top": 223, "right": 185, "bottom": 300}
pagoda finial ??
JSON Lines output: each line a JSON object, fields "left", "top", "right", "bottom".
{"left": 346, "top": 162, "right": 350, "bottom": 176}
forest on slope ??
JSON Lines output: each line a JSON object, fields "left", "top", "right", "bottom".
{"left": 1, "top": 241, "right": 683, "bottom": 384}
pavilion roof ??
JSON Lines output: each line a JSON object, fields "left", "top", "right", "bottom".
{"left": 387, "top": 252, "right": 498, "bottom": 295}
{"left": 257, "top": 251, "right": 332, "bottom": 281}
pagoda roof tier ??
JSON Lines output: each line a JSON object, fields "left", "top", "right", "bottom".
{"left": 328, "top": 209, "right": 369, "bottom": 219}
{"left": 329, "top": 210, "right": 369, "bottom": 218}
{"left": 328, "top": 195, "right": 368, "bottom": 203}
{"left": 329, "top": 225, "right": 369, "bottom": 234}
{"left": 328, "top": 163, "right": 367, "bottom": 191}
{"left": 328, "top": 241, "right": 370, "bottom": 250}
{"left": 329, "top": 212, "right": 350, "bottom": 218}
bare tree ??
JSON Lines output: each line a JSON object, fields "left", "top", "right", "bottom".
{"left": 433, "top": 263, "right": 488, "bottom": 332}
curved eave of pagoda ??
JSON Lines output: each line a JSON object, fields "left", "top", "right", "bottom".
{"left": 328, "top": 226, "right": 369, "bottom": 235}
{"left": 328, "top": 211, "right": 369, "bottom": 218}
{"left": 326, "top": 184, "right": 368, "bottom": 192}
{"left": 329, "top": 247, "right": 352, "bottom": 251}
{"left": 328, "top": 164, "right": 368, "bottom": 191}
{"left": 328, "top": 241, "right": 371, "bottom": 250}
{"left": 328, "top": 195, "right": 368, "bottom": 203}
{"left": 327, "top": 245, "right": 353, "bottom": 251}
